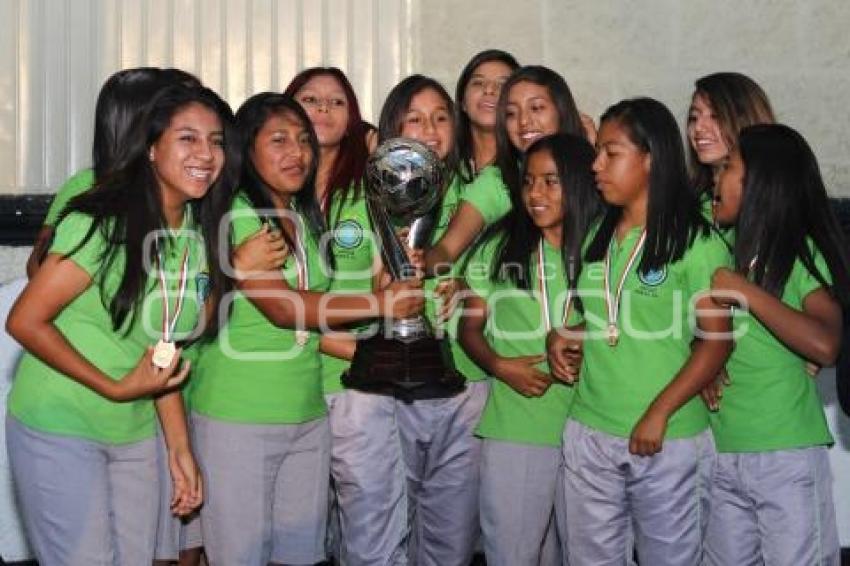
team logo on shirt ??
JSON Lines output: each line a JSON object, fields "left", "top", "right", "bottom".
{"left": 196, "top": 272, "right": 211, "bottom": 302}
{"left": 638, "top": 267, "right": 667, "bottom": 287}
{"left": 334, "top": 219, "right": 364, "bottom": 249}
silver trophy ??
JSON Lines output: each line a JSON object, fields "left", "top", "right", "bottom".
{"left": 365, "top": 138, "right": 444, "bottom": 341}
{"left": 343, "top": 138, "right": 464, "bottom": 398}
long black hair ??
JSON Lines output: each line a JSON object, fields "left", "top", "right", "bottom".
{"left": 494, "top": 66, "right": 584, "bottom": 212}
{"left": 66, "top": 85, "right": 238, "bottom": 335}
{"left": 234, "top": 92, "right": 328, "bottom": 264}
{"left": 586, "top": 98, "right": 710, "bottom": 274}
{"left": 92, "top": 67, "right": 202, "bottom": 179}
{"left": 480, "top": 134, "right": 602, "bottom": 292}
{"left": 735, "top": 123, "right": 850, "bottom": 305}
{"left": 455, "top": 49, "right": 520, "bottom": 183}
{"left": 378, "top": 74, "right": 460, "bottom": 177}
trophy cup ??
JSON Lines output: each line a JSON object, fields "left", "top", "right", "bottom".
{"left": 342, "top": 138, "right": 465, "bottom": 400}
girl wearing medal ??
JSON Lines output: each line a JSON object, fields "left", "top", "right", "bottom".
{"left": 27, "top": 67, "right": 204, "bottom": 279}
{"left": 6, "top": 85, "right": 235, "bottom": 565}
{"left": 459, "top": 133, "right": 601, "bottom": 565}
{"left": 686, "top": 72, "right": 775, "bottom": 204}
{"left": 189, "top": 93, "right": 423, "bottom": 566}
{"left": 548, "top": 98, "right": 732, "bottom": 566}
{"left": 705, "top": 124, "right": 848, "bottom": 565}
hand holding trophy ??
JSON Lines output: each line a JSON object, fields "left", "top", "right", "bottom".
{"left": 342, "top": 138, "right": 465, "bottom": 400}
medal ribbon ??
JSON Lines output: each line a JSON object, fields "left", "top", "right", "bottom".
{"left": 292, "top": 213, "right": 310, "bottom": 291}
{"left": 537, "top": 238, "right": 573, "bottom": 333}
{"left": 156, "top": 241, "right": 190, "bottom": 343}
{"left": 603, "top": 230, "right": 646, "bottom": 336}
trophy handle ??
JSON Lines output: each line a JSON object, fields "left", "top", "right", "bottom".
{"left": 367, "top": 195, "right": 413, "bottom": 280}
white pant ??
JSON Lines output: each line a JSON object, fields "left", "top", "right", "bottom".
{"left": 328, "top": 381, "right": 488, "bottom": 566}
{"left": 704, "top": 447, "right": 840, "bottom": 566}
{"left": 560, "top": 419, "right": 715, "bottom": 566}
{"left": 6, "top": 416, "right": 159, "bottom": 566}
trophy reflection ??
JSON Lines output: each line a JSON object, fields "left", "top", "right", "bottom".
{"left": 342, "top": 138, "right": 464, "bottom": 400}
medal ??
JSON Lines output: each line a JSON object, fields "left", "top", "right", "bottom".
{"left": 537, "top": 238, "right": 573, "bottom": 333}
{"left": 152, "top": 241, "right": 190, "bottom": 369}
{"left": 152, "top": 339, "right": 177, "bottom": 368}
{"left": 603, "top": 230, "right": 646, "bottom": 348}
{"left": 295, "top": 330, "right": 310, "bottom": 347}
{"left": 607, "top": 324, "right": 619, "bottom": 347}
{"left": 291, "top": 212, "right": 311, "bottom": 347}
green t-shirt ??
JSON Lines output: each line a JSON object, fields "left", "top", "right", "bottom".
{"left": 426, "top": 176, "right": 487, "bottom": 382}
{"left": 191, "top": 194, "right": 330, "bottom": 424}
{"left": 321, "top": 188, "right": 378, "bottom": 394}
{"left": 464, "top": 235, "right": 575, "bottom": 446}
{"left": 459, "top": 165, "right": 511, "bottom": 226}
{"left": 9, "top": 211, "right": 207, "bottom": 443}
{"left": 44, "top": 169, "right": 96, "bottom": 226}
{"left": 710, "top": 249, "right": 834, "bottom": 452}
{"left": 569, "top": 226, "right": 732, "bottom": 439}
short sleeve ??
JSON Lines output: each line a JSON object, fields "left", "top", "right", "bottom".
{"left": 49, "top": 212, "right": 106, "bottom": 277}
{"left": 684, "top": 229, "right": 733, "bottom": 297}
{"left": 44, "top": 169, "right": 96, "bottom": 226}
{"left": 796, "top": 248, "right": 833, "bottom": 300}
{"left": 460, "top": 166, "right": 511, "bottom": 226}
{"left": 229, "top": 193, "right": 264, "bottom": 247}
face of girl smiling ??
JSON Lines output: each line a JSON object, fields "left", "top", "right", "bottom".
{"left": 295, "top": 74, "right": 349, "bottom": 148}
{"left": 713, "top": 150, "right": 744, "bottom": 227}
{"left": 150, "top": 102, "right": 224, "bottom": 206}
{"left": 505, "top": 81, "right": 560, "bottom": 152}
{"left": 687, "top": 92, "right": 730, "bottom": 167}
{"left": 522, "top": 148, "right": 564, "bottom": 237}
{"left": 462, "top": 60, "right": 514, "bottom": 131}
{"left": 399, "top": 87, "right": 453, "bottom": 160}
{"left": 251, "top": 110, "right": 314, "bottom": 199}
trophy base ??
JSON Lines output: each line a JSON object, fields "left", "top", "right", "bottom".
{"left": 343, "top": 333, "right": 465, "bottom": 402}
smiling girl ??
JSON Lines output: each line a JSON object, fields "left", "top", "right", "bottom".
{"left": 6, "top": 85, "right": 235, "bottom": 565}
{"left": 686, "top": 72, "right": 775, "bottom": 207}
{"left": 426, "top": 65, "right": 585, "bottom": 275}
{"left": 460, "top": 133, "right": 601, "bottom": 565}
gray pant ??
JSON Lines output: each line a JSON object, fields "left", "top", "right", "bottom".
{"left": 154, "top": 426, "right": 203, "bottom": 560}
{"left": 329, "top": 381, "right": 488, "bottom": 566}
{"left": 479, "top": 439, "right": 563, "bottom": 566}
{"left": 704, "top": 447, "right": 840, "bottom": 566}
{"left": 6, "top": 415, "right": 159, "bottom": 566}
{"left": 192, "top": 413, "right": 330, "bottom": 566}
{"left": 560, "top": 419, "right": 715, "bottom": 566}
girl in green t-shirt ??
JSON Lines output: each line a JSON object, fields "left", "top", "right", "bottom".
{"left": 426, "top": 64, "right": 588, "bottom": 275}
{"left": 285, "top": 67, "right": 377, "bottom": 562}
{"left": 548, "top": 98, "right": 733, "bottom": 566}
{"left": 189, "top": 93, "right": 423, "bottom": 566}
{"left": 6, "top": 85, "right": 236, "bottom": 565}
{"left": 705, "top": 124, "right": 849, "bottom": 565}
{"left": 685, "top": 72, "right": 775, "bottom": 209}
{"left": 27, "top": 68, "right": 203, "bottom": 281}
{"left": 459, "top": 133, "right": 602, "bottom": 565}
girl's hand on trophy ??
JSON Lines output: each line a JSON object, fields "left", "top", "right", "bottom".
{"left": 396, "top": 227, "right": 426, "bottom": 278}
{"left": 232, "top": 224, "right": 289, "bottom": 280}
{"left": 435, "top": 277, "right": 466, "bottom": 324}
{"left": 379, "top": 279, "right": 425, "bottom": 319}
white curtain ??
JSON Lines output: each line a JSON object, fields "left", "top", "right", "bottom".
{"left": 0, "top": 0, "right": 412, "bottom": 195}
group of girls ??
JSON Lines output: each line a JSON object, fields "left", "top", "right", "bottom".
{"left": 5, "top": 47, "right": 848, "bottom": 566}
